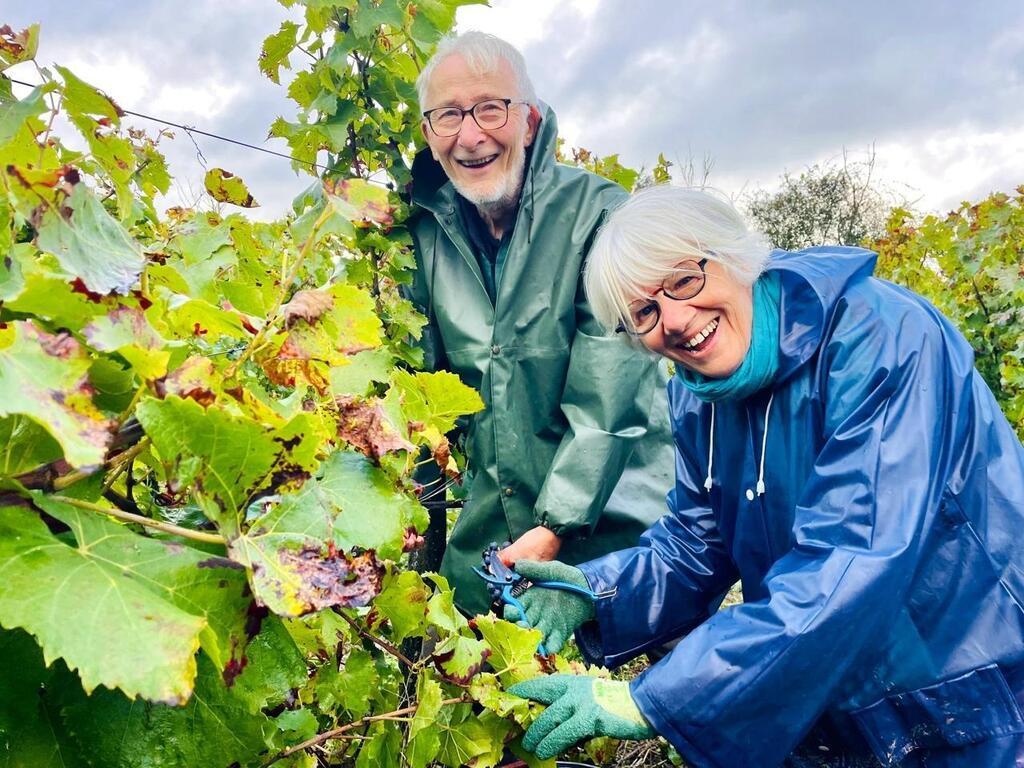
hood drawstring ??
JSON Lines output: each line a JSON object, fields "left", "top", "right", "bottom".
{"left": 756, "top": 392, "right": 774, "bottom": 496}
{"left": 703, "top": 393, "right": 775, "bottom": 497}
{"left": 704, "top": 404, "right": 716, "bottom": 491}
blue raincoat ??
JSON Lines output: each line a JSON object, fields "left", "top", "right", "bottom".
{"left": 576, "top": 247, "right": 1024, "bottom": 767}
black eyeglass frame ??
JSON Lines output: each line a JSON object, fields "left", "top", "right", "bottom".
{"left": 422, "top": 98, "right": 527, "bottom": 137}
{"left": 615, "top": 258, "right": 709, "bottom": 335}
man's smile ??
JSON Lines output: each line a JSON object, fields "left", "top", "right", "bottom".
{"left": 456, "top": 153, "right": 499, "bottom": 169}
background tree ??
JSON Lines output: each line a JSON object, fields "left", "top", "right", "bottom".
{"left": 745, "top": 149, "right": 900, "bottom": 251}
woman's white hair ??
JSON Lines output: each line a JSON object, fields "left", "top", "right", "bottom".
{"left": 584, "top": 185, "right": 770, "bottom": 333}
{"left": 416, "top": 31, "right": 538, "bottom": 110}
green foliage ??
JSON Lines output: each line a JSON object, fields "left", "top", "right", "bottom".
{"left": 870, "top": 188, "right": 1024, "bottom": 438}
{"left": 0, "top": 11, "right": 590, "bottom": 768}
{"left": 556, "top": 140, "right": 674, "bottom": 192}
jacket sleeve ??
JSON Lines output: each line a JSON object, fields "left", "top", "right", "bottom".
{"left": 531, "top": 268, "right": 660, "bottom": 538}
{"left": 601, "top": 298, "right": 958, "bottom": 768}
{"left": 575, "top": 385, "right": 739, "bottom": 662}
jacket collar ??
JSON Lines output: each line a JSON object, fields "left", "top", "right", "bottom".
{"left": 766, "top": 246, "right": 878, "bottom": 382}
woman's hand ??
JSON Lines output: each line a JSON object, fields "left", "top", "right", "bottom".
{"left": 510, "top": 675, "right": 655, "bottom": 758}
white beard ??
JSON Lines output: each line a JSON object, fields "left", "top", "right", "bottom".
{"left": 450, "top": 124, "right": 528, "bottom": 217}
{"left": 454, "top": 157, "right": 525, "bottom": 217}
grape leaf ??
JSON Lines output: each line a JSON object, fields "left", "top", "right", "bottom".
{"left": 55, "top": 65, "right": 120, "bottom": 122}
{"left": 473, "top": 614, "right": 544, "bottom": 686}
{"left": 136, "top": 395, "right": 323, "bottom": 535}
{"left": 425, "top": 573, "right": 471, "bottom": 634}
{"left": 83, "top": 306, "right": 171, "bottom": 380}
{"left": 0, "top": 503, "right": 204, "bottom": 704}
{"left": 229, "top": 493, "right": 386, "bottom": 618}
{"left": 0, "top": 415, "right": 62, "bottom": 480}
{"left": 0, "top": 24, "right": 40, "bottom": 70}
{"left": 34, "top": 493, "right": 251, "bottom": 676}
{"left": 0, "top": 628, "right": 84, "bottom": 768}
{"left": 351, "top": 0, "right": 406, "bottom": 40}
{"left": 432, "top": 633, "right": 490, "bottom": 685}
{"left": 320, "top": 450, "right": 425, "bottom": 557}
{"left": 231, "top": 615, "right": 307, "bottom": 713}
{"left": 0, "top": 321, "right": 115, "bottom": 469}
{"left": 407, "top": 673, "right": 443, "bottom": 768}
{"left": 389, "top": 369, "right": 485, "bottom": 435}
{"left": 0, "top": 83, "right": 51, "bottom": 146}
{"left": 435, "top": 704, "right": 510, "bottom": 768}
{"left": 55, "top": 652, "right": 272, "bottom": 768}
{"left": 330, "top": 348, "right": 394, "bottom": 396}
{"left": 324, "top": 177, "right": 395, "bottom": 230}
{"left": 34, "top": 182, "right": 145, "bottom": 295}
{"left": 2, "top": 252, "right": 113, "bottom": 331}
{"left": 260, "top": 21, "right": 299, "bottom": 84}
{"left": 314, "top": 647, "right": 378, "bottom": 718}
{"left": 469, "top": 671, "right": 534, "bottom": 726}
{"left": 204, "top": 168, "right": 259, "bottom": 208}
{"left": 355, "top": 726, "right": 404, "bottom": 768}
{"left": 372, "top": 570, "right": 430, "bottom": 643}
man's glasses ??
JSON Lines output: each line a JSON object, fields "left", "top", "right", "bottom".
{"left": 423, "top": 98, "right": 526, "bottom": 137}
{"left": 616, "top": 258, "right": 709, "bottom": 336}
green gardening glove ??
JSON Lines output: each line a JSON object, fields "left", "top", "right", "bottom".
{"left": 509, "top": 674, "right": 655, "bottom": 759}
{"left": 502, "top": 560, "right": 594, "bottom": 654}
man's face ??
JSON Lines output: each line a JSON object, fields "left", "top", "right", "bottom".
{"left": 421, "top": 54, "right": 539, "bottom": 207}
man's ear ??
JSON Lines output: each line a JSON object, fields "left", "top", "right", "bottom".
{"left": 524, "top": 104, "right": 542, "bottom": 148}
{"left": 420, "top": 121, "right": 439, "bottom": 160}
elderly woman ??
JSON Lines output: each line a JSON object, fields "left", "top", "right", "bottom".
{"left": 507, "top": 186, "right": 1024, "bottom": 768}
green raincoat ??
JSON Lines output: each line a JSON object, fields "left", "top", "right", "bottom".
{"left": 409, "top": 105, "right": 674, "bottom": 615}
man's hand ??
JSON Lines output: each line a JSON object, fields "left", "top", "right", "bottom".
{"left": 498, "top": 525, "right": 561, "bottom": 566}
{"left": 509, "top": 675, "right": 655, "bottom": 759}
{"left": 501, "top": 560, "right": 594, "bottom": 653}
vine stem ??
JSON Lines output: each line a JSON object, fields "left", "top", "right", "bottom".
{"left": 49, "top": 495, "right": 226, "bottom": 545}
{"left": 224, "top": 204, "right": 334, "bottom": 379}
{"left": 52, "top": 437, "right": 151, "bottom": 492}
{"left": 100, "top": 437, "right": 151, "bottom": 494}
{"left": 262, "top": 696, "right": 467, "bottom": 766}
{"left": 336, "top": 609, "right": 415, "bottom": 667}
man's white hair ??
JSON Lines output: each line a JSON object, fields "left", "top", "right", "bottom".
{"left": 416, "top": 31, "right": 538, "bottom": 110}
{"left": 584, "top": 185, "right": 771, "bottom": 333}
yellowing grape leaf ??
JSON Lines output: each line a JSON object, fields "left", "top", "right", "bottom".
{"left": 204, "top": 168, "right": 258, "bottom": 208}
{"left": 0, "top": 321, "right": 114, "bottom": 469}
{"left": 324, "top": 177, "right": 395, "bottom": 230}
{"left": 83, "top": 306, "right": 171, "bottom": 380}
{"left": 473, "top": 614, "right": 544, "bottom": 685}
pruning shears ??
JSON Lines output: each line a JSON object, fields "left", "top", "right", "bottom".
{"left": 472, "top": 542, "right": 595, "bottom": 655}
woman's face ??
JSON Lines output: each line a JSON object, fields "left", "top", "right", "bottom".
{"left": 634, "top": 259, "right": 755, "bottom": 379}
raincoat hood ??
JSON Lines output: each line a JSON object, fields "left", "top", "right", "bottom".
{"left": 771, "top": 245, "right": 877, "bottom": 382}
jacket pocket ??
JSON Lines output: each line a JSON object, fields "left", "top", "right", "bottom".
{"left": 850, "top": 664, "right": 1024, "bottom": 766}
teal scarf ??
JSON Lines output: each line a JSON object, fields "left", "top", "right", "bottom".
{"left": 676, "top": 272, "right": 782, "bottom": 403}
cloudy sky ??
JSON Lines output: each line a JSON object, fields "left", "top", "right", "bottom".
{"left": 8, "top": 1, "right": 1024, "bottom": 220}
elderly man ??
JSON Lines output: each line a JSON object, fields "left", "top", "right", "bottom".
{"left": 408, "top": 31, "right": 674, "bottom": 616}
